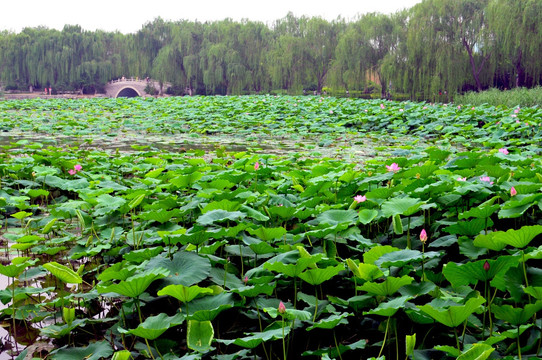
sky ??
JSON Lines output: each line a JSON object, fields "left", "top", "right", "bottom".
{"left": 1, "top": 0, "right": 423, "bottom": 34}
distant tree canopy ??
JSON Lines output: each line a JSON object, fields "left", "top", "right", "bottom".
{"left": 1, "top": 0, "right": 540, "bottom": 100}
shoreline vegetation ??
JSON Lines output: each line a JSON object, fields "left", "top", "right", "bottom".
{"left": 0, "top": 0, "right": 540, "bottom": 102}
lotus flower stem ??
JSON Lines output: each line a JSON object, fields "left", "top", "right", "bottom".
{"left": 282, "top": 316, "right": 287, "bottom": 360}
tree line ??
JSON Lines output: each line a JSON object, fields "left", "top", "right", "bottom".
{"left": 1, "top": 0, "right": 540, "bottom": 101}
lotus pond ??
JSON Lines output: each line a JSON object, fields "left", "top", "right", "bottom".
{"left": 1, "top": 96, "right": 542, "bottom": 360}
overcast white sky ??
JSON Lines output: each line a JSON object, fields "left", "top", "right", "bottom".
{"left": 2, "top": 0, "right": 423, "bottom": 34}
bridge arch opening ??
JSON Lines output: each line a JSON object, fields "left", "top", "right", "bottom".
{"left": 116, "top": 87, "right": 141, "bottom": 98}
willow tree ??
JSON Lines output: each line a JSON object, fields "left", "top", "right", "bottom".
{"left": 300, "top": 17, "right": 343, "bottom": 93}
{"left": 487, "top": 0, "right": 542, "bottom": 87}
{"left": 267, "top": 13, "right": 310, "bottom": 93}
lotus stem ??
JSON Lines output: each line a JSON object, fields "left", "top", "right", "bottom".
{"left": 313, "top": 287, "right": 318, "bottom": 322}
{"left": 282, "top": 316, "right": 287, "bottom": 360}
{"left": 454, "top": 328, "right": 460, "bottom": 352}
{"left": 333, "top": 330, "right": 343, "bottom": 360}
{"left": 378, "top": 316, "right": 391, "bottom": 358}
{"left": 517, "top": 325, "right": 522, "bottom": 360}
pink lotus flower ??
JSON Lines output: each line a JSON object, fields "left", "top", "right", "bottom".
{"left": 479, "top": 176, "right": 494, "bottom": 185}
{"left": 420, "top": 229, "right": 428, "bottom": 244}
{"left": 380, "top": 104, "right": 385, "bottom": 109}
{"left": 510, "top": 187, "right": 517, "bottom": 196}
{"left": 423, "top": 106, "right": 427, "bottom": 110}
{"left": 399, "top": 109, "right": 404, "bottom": 112}
{"left": 457, "top": 106, "right": 461, "bottom": 110}
{"left": 74, "top": 164, "right": 83, "bottom": 171}
{"left": 278, "top": 301, "right": 286, "bottom": 314}
{"left": 483, "top": 260, "right": 490, "bottom": 271}
{"left": 386, "top": 163, "right": 401, "bottom": 172}
{"left": 354, "top": 195, "right": 367, "bottom": 203}
{"left": 243, "top": 276, "right": 249, "bottom": 284}
{"left": 68, "top": 169, "right": 77, "bottom": 175}
{"left": 514, "top": 108, "right": 520, "bottom": 114}
{"left": 254, "top": 162, "right": 260, "bottom": 170}
{"left": 457, "top": 177, "right": 467, "bottom": 181}
{"left": 498, "top": 148, "right": 509, "bottom": 155}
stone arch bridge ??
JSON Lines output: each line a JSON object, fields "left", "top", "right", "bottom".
{"left": 104, "top": 78, "right": 170, "bottom": 98}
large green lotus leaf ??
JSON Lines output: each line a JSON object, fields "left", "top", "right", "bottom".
{"left": 231, "top": 283, "right": 275, "bottom": 297}
{"left": 43, "top": 261, "right": 82, "bottom": 284}
{"left": 196, "top": 209, "right": 246, "bottom": 225}
{"left": 493, "top": 225, "right": 542, "bottom": 248}
{"left": 418, "top": 296, "right": 485, "bottom": 328}
{"left": 456, "top": 343, "right": 494, "bottom": 360}
{"left": 169, "top": 172, "right": 203, "bottom": 189}
{"left": 49, "top": 340, "right": 112, "bottom": 360}
{"left": 492, "top": 300, "right": 542, "bottom": 326}
{"left": 111, "top": 350, "right": 132, "bottom": 360}
{"left": 32, "top": 165, "right": 59, "bottom": 177}
{"left": 358, "top": 275, "right": 414, "bottom": 296}
{"left": 363, "top": 245, "right": 400, "bottom": 265}
{"left": 459, "top": 203, "right": 500, "bottom": 220}
{"left": 444, "top": 218, "right": 490, "bottom": 236}
{"left": 97, "top": 262, "right": 138, "bottom": 282}
{"left": 298, "top": 264, "right": 345, "bottom": 286}
{"left": 157, "top": 284, "right": 213, "bottom": 303}
{"left": 443, "top": 256, "right": 520, "bottom": 287}
{"left": 138, "top": 208, "right": 180, "bottom": 223}
{"left": 346, "top": 259, "right": 383, "bottom": 281}
{"left": 265, "top": 307, "right": 312, "bottom": 321}
{"left": 217, "top": 325, "right": 292, "bottom": 348}
{"left": 0, "top": 260, "right": 34, "bottom": 278}
{"left": 98, "top": 268, "right": 169, "bottom": 298}
{"left": 363, "top": 295, "right": 412, "bottom": 317}
{"left": 40, "top": 319, "right": 87, "bottom": 339}
{"left": 459, "top": 237, "right": 488, "bottom": 259}
{"left": 0, "top": 286, "right": 55, "bottom": 305}
{"left": 201, "top": 199, "right": 240, "bottom": 213}
{"left": 145, "top": 251, "right": 211, "bottom": 286}
{"left": 50, "top": 200, "right": 92, "bottom": 218}
{"left": 358, "top": 209, "right": 379, "bottom": 225}
{"left": 93, "top": 194, "right": 127, "bottom": 216}
{"left": 240, "top": 205, "right": 269, "bottom": 221}
{"left": 264, "top": 256, "right": 321, "bottom": 277}
{"left": 374, "top": 249, "right": 424, "bottom": 268}
{"left": 381, "top": 197, "right": 425, "bottom": 217}
{"left": 168, "top": 230, "right": 211, "bottom": 246}
{"left": 123, "top": 246, "right": 164, "bottom": 263}
{"left": 402, "top": 164, "right": 439, "bottom": 179}
{"left": 523, "top": 286, "right": 542, "bottom": 300}
{"left": 307, "top": 312, "right": 351, "bottom": 330}
{"left": 399, "top": 281, "right": 436, "bottom": 297}
{"left": 268, "top": 206, "right": 297, "bottom": 219}
{"left": 187, "top": 320, "right": 214, "bottom": 352}
{"left": 498, "top": 194, "right": 542, "bottom": 218}
{"left": 188, "top": 293, "right": 235, "bottom": 321}
{"left": 243, "top": 237, "right": 277, "bottom": 255}
{"left": 498, "top": 203, "right": 534, "bottom": 219}
{"left": 316, "top": 209, "right": 358, "bottom": 226}
{"left": 247, "top": 226, "right": 287, "bottom": 241}
{"left": 473, "top": 233, "right": 507, "bottom": 251}
{"left": 118, "top": 312, "right": 185, "bottom": 340}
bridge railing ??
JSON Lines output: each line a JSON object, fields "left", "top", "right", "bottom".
{"left": 109, "top": 77, "right": 150, "bottom": 84}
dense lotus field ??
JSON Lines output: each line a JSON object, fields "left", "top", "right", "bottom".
{"left": 1, "top": 96, "right": 542, "bottom": 360}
